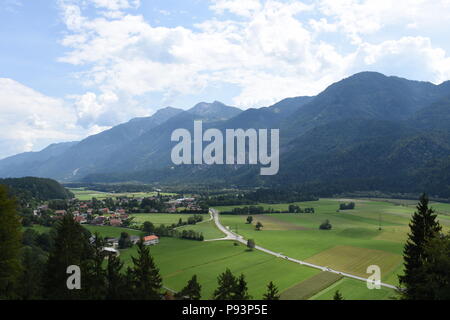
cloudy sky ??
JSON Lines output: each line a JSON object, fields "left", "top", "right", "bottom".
{"left": 1, "top": 0, "right": 450, "bottom": 159}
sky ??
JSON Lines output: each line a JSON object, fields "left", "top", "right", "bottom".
{"left": 1, "top": 0, "right": 450, "bottom": 159}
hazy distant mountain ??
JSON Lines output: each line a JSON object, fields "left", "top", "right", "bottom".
{"left": 0, "top": 141, "right": 78, "bottom": 177}
{"left": 2, "top": 72, "right": 450, "bottom": 196}
{"left": 0, "top": 106, "right": 183, "bottom": 179}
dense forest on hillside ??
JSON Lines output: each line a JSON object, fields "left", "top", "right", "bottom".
{"left": 0, "top": 177, "right": 73, "bottom": 201}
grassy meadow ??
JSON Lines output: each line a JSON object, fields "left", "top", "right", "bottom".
{"left": 29, "top": 197, "right": 450, "bottom": 300}
{"left": 215, "top": 198, "right": 450, "bottom": 288}
{"left": 69, "top": 188, "right": 176, "bottom": 201}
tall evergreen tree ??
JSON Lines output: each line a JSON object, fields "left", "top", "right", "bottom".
{"left": 0, "top": 185, "right": 22, "bottom": 299}
{"left": 262, "top": 281, "right": 280, "bottom": 300}
{"left": 83, "top": 233, "right": 107, "bottom": 299}
{"left": 213, "top": 268, "right": 238, "bottom": 300}
{"left": 420, "top": 232, "right": 450, "bottom": 299}
{"left": 131, "top": 240, "right": 162, "bottom": 300}
{"left": 106, "top": 254, "right": 130, "bottom": 300}
{"left": 175, "top": 274, "right": 202, "bottom": 300}
{"left": 234, "top": 274, "right": 251, "bottom": 300}
{"left": 43, "top": 214, "right": 93, "bottom": 299}
{"left": 18, "top": 246, "right": 47, "bottom": 300}
{"left": 399, "top": 193, "right": 442, "bottom": 299}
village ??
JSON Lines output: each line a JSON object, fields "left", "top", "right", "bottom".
{"left": 27, "top": 192, "right": 209, "bottom": 255}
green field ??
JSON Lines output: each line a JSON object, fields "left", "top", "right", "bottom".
{"left": 69, "top": 188, "right": 176, "bottom": 201}
{"left": 83, "top": 225, "right": 144, "bottom": 238}
{"left": 310, "top": 278, "right": 399, "bottom": 300}
{"left": 215, "top": 198, "right": 450, "bottom": 288}
{"left": 119, "top": 238, "right": 320, "bottom": 299}
{"left": 280, "top": 271, "right": 342, "bottom": 300}
{"left": 176, "top": 219, "right": 225, "bottom": 240}
{"left": 129, "top": 213, "right": 209, "bottom": 226}
{"left": 28, "top": 197, "right": 448, "bottom": 299}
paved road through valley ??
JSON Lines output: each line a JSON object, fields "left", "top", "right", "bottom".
{"left": 208, "top": 208, "right": 399, "bottom": 291}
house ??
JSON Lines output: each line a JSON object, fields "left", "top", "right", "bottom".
{"left": 143, "top": 235, "right": 159, "bottom": 246}
{"left": 100, "top": 208, "right": 110, "bottom": 214}
{"left": 102, "top": 247, "right": 119, "bottom": 256}
{"left": 109, "top": 218, "right": 122, "bottom": 227}
{"left": 54, "top": 210, "right": 67, "bottom": 216}
{"left": 74, "top": 216, "right": 87, "bottom": 224}
{"left": 116, "top": 209, "right": 126, "bottom": 214}
{"left": 105, "top": 237, "right": 119, "bottom": 248}
{"left": 92, "top": 216, "right": 106, "bottom": 225}
{"left": 38, "top": 204, "right": 48, "bottom": 211}
{"left": 130, "top": 236, "right": 142, "bottom": 244}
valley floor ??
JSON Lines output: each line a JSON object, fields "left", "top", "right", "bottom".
{"left": 32, "top": 197, "right": 450, "bottom": 300}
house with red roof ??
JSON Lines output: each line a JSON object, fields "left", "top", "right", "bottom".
{"left": 143, "top": 235, "right": 159, "bottom": 246}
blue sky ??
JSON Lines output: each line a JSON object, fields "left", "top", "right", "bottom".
{"left": 1, "top": 0, "right": 450, "bottom": 159}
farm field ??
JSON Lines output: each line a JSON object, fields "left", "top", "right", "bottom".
{"left": 118, "top": 237, "right": 320, "bottom": 299}
{"left": 129, "top": 213, "right": 209, "bottom": 226}
{"left": 69, "top": 188, "right": 176, "bottom": 201}
{"left": 310, "top": 278, "right": 398, "bottom": 300}
{"left": 280, "top": 271, "right": 343, "bottom": 300}
{"left": 176, "top": 219, "right": 224, "bottom": 240}
{"left": 83, "top": 225, "right": 144, "bottom": 238}
{"left": 215, "top": 198, "right": 450, "bottom": 287}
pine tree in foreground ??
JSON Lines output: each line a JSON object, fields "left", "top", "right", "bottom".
{"left": 234, "top": 274, "right": 252, "bottom": 300}
{"left": 262, "top": 281, "right": 280, "bottom": 300}
{"left": 213, "top": 268, "right": 238, "bottom": 300}
{"left": 421, "top": 232, "right": 450, "bottom": 299}
{"left": 43, "top": 214, "right": 93, "bottom": 300}
{"left": 0, "top": 185, "right": 22, "bottom": 299}
{"left": 131, "top": 240, "right": 162, "bottom": 300}
{"left": 106, "top": 254, "right": 132, "bottom": 300}
{"left": 175, "top": 274, "right": 202, "bottom": 300}
{"left": 399, "top": 193, "right": 442, "bottom": 300}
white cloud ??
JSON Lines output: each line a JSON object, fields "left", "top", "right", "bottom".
{"left": 56, "top": 0, "right": 450, "bottom": 109}
{"left": 355, "top": 36, "right": 450, "bottom": 83}
{"left": 91, "top": 0, "right": 140, "bottom": 11}
{"left": 210, "top": 0, "right": 262, "bottom": 17}
{"left": 0, "top": 79, "right": 84, "bottom": 159}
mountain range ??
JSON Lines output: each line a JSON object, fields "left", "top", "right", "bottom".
{"left": 2, "top": 72, "right": 450, "bottom": 197}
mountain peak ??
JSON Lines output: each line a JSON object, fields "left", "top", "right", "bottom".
{"left": 187, "top": 101, "right": 242, "bottom": 121}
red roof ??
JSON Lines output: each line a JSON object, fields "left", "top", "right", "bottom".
{"left": 143, "top": 235, "right": 159, "bottom": 242}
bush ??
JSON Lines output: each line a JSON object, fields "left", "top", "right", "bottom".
{"left": 319, "top": 219, "right": 332, "bottom": 230}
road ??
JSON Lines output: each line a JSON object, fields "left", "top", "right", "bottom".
{"left": 209, "top": 208, "right": 399, "bottom": 291}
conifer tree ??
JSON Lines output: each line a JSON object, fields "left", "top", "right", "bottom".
{"left": 175, "top": 274, "right": 202, "bottom": 300}
{"left": 43, "top": 214, "right": 93, "bottom": 299}
{"left": 234, "top": 274, "right": 251, "bottom": 300}
{"left": 421, "top": 232, "right": 450, "bottom": 299}
{"left": 0, "top": 185, "right": 22, "bottom": 299}
{"left": 131, "top": 240, "right": 162, "bottom": 300}
{"left": 84, "top": 233, "right": 107, "bottom": 299}
{"left": 106, "top": 254, "right": 129, "bottom": 300}
{"left": 263, "top": 281, "right": 280, "bottom": 300}
{"left": 399, "top": 193, "right": 442, "bottom": 299}
{"left": 213, "top": 268, "right": 238, "bottom": 300}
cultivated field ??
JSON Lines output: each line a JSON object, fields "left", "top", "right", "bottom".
{"left": 119, "top": 238, "right": 320, "bottom": 299}
{"left": 69, "top": 188, "right": 175, "bottom": 201}
{"left": 83, "top": 225, "right": 144, "bottom": 238}
{"left": 215, "top": 198, "right": 450, "bottom": 288}
{"left": 31, "top": 197, "right": 449, "bottom": 300}
{"left": 129, "top": 213, "right": 210, "bottom": 226}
